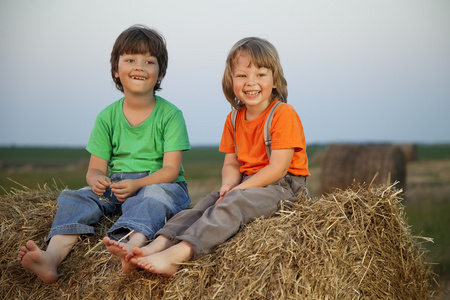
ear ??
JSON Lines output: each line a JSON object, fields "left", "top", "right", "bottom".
{"left": 114, "top": 71, "right": 119, "bottom": 78}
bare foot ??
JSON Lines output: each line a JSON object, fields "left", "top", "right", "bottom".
{"left": 17, "top": 240, "right": 59, "bottom": 284}
{"left": 135, "top": 241, "right": 194, "bottom": 277}
{"left": 125, "top": 235, "right": 178, "bottom": 265}
{"left": 126, "top": 235, "right": 177, "bottom": 264}
{"left": 126, "top": 247, "right": 151, "bottom": 264}
{"left": 103, "top": 236, "right": 138, "bottom": 274}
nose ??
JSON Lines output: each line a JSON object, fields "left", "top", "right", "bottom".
{"left": 133, "top": 64, "right": 143, "bottom": 71}
{"left": 133, "top": 60, "right": 145, "bottom": 71}
{"left": 245, "top": 74, "right": 259, "bottom": 85}
{"left": 245, "top": 77, "right": 257, "bottom": 86}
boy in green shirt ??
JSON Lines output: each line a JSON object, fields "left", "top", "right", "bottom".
{"left": 18, "top": 25, "right": 191, "bottom": 283}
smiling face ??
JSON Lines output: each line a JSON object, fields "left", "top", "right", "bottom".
{"left": 232, "top": 52, "right": 276, "bottom": 113}
{"left": 114, "top": 52, "right": 161, "bottom": 96}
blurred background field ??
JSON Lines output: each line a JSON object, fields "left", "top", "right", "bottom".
{"left": 1, "top": 144, "right": 449, "bottom": 293}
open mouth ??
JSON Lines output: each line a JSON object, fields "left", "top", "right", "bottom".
{"left": 131, "top": 76, "right": 146, "bottom": 81}
{"left": 244, "top": 91, "right": 260, "bottom": 96}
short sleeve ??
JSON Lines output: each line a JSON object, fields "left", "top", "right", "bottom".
{"left": 219, "top": 112, "right": 236, "bottom": 154}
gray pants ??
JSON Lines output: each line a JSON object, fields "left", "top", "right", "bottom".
{"left": 156, "top": 174, "right": 307, "bottom": 258}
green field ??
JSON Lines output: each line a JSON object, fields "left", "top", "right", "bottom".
{"left": 1, "top": 143, "right": 448, "bottom": 193}
{"left": 0, "top": 144, "right": 327, "bottom": 191}
{"left": 0, "top": 143, "right": 446, "bottom": 191}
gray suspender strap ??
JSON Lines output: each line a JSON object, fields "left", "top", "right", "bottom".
{"left": 231, "top": 108, "right": 239, "bottom": 158}
{"left": 231, "top": 101, "right": 285, "bottom": 160}
{"left": 264, "top": 101, "right": 284, "bottom": 159}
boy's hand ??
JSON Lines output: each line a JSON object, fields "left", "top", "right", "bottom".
{"left": 92, "top": 176, "right": 111, "bottom": 195}
{"left": 110, "top": 179, "right": 140, "bottom": 202}
{"left": 216, "top": 184, "right": 234, "bottom": 204}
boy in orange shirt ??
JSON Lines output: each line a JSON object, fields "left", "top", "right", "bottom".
{"left": 117, "top": 37, "right": 310, "bottom": 277}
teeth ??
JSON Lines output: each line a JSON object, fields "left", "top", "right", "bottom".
{"left": 132, "top": 76, "right": 145, "bottom": 80}
{"left": 245, "top": 91, "right": 260, "bottom": 95}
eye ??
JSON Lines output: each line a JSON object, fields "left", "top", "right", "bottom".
{"left": 126, "top": 59, "right": 135, "bottom": 63}
{"left": 146, "top": 60, "right": 155, "bottom": 65}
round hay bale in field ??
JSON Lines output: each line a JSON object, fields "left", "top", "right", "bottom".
{"left": 1, "top": 184, "right": 436, "bottom": 299}
{"left": 396, "top": 143, "right": 418, "bottom": 162}
{"left": 320, "top": 143, "right": 406, "bottom": 194}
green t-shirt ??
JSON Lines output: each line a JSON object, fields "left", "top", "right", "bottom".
{"left": 86, "top": 96, "right": 190, "bottom": 182}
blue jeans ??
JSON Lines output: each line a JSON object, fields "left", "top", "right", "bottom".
{"left": 47, "top": 172, "right": 191, "bottom": 242}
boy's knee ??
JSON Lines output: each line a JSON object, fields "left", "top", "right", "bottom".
{"left": 57, "top": 188, "right": 95, "bottom": 207}
{"left": 58, "top": 190, "right": 76, "bottom": 203}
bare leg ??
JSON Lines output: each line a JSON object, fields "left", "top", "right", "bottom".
{"left": 17, "top": 234, "right": 78, "bottom": 284}
{"left": 134, "top": 240, "right": 194, "bottom": 277}
{"left": 126, "top": 235, "right": 176, "bottom": 263}
{"left": 103, "top": 232, "right": 148, "bottom": 274}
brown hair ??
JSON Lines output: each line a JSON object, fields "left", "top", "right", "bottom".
{"left": 222, "top": 37, "right": 288, "bottom": 109}
{"left": 110, "top": 25, "right": 168, "bottom": 93}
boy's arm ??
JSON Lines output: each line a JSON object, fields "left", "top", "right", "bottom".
{"left": 226, "top": 148, "right": 294, "bottom": 195}
{"left": 110, "top": 150, "right": 183, "bottom": 202}
{"left": 216, "top": 153, "right": 242, "bottom": 203}
{"left": 86, "top": 154, "right": 111, "bottom": 195}
{"left": 142, "top": 150, "right": 183, "bottom": 184}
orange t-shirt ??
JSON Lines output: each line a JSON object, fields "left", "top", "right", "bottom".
{"left": 219, "top": 100, "right": 310, "bottom": 176}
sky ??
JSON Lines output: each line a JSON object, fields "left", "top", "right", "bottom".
{"left": 1, "top": 0, "right": 449, "bottom": 148}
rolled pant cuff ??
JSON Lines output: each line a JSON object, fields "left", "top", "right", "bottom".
{"left": 176, "top": 235, "right": 205, "bottom": 259}
{"left": 108, "top": 221, "right": 155, "bottom": 241}
{"left": 46, "top": 224, "right": 95, "bottom": 243}
{"left": 155, "top": 228, "right": 178, "bottom": 240}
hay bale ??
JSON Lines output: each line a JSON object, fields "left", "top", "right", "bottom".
{"left": 396, "top": 143, "right": 418, "bottom": 162}
{"left": 1, "top": 184, "right": 436, "bottom": 299}
{"left": 320, "top": 144, "right": 406, "bottom": 194}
